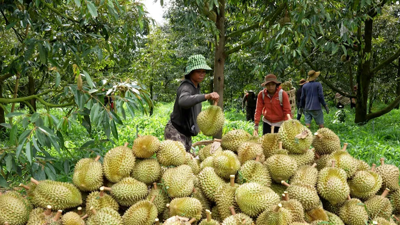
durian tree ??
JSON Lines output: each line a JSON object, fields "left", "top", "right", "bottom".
{"left": 0, "top": 0, "right": 152, "bottom": 187}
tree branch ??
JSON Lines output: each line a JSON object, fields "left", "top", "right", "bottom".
{"left": 225, "top": 35, "right": 257, "bottom": 55}
{"left": 0, "top": 9, "right": 24, "bottom": 43}
{"left": 0, "top": 73, "right": 14, "bottom": 82}
{"left": 39, "top": 0, "right": 80, "bottom": 24}
{"left": 371, "top": 49, "right": 400, "bottom": 74}
{"left": 366, "top": 95, "right": 400, "bottom": 121}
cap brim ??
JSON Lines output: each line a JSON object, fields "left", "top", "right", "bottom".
{"left": 185, "top": 64, "right": 212, "bottom": 76}
{"left": 262, "top": 81, "right": 282, "bottom": 86}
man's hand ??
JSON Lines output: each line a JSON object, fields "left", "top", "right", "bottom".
{"left": 324, "top": 105, "right": 330, "bottom": 114}
{"left": 253, "top": 125, "right": 259, "bottom": 136}
{"left": 205, "top": 92, "right": 220, "bottom": 101}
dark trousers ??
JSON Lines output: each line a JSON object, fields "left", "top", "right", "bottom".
{"left": 296, "top": 105, "right": 302, "bottom": 120}
{"left": 263, "top": 122, "right": 280, "bottom": 135}
{"left": 246, "top": 107, "right": 256, "bottom": 122}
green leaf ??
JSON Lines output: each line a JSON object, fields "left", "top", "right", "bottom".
{"left": 18, "top": 129, "right": 31, "bottom": 143}
{"left": 45, "top": 166, "right": 56, "bottom": 180}
{"left": 87, "top": 1, "right": 98, "bottom": 18}
{"left": 6, "top": 154, "right": 13, "bottom": 172}
{"left": 0, "top": 175, "right": 8, "bottom": 188}
{"left": 82, "top": 70, "right": 95, "bottom": 88}
{"left": 22, "top": 117, "right": 30, "bottom": 128}
{"left": 6, "top": 112, "right": 25, "bottom": 117}
{"left": 31, "top": 113, "right": 40, "bottom": 123}
{"left": 10, "top": 124, "right": 18, "bottom": 145}
{"left": 110, "top": 111, "right": 123, "bottom": 125}
{"left": 26, "top": 144, "right": 32, "bottom": 164}
{"left": 16, "top": 139, "right": 26, "bottom": 159}
{"left": 64, "top": 161, "right": 70, "bottom": 174}
{"left": 0, "top": 123, "right": 11, "bottom": 129}
{"left": 38, "top": 43, "right": 47, "bottom": 64}
{"left": 6, "top": 22, "right": 16, "bottom": 30}
{"left": 111, "top": 120, "right": 118, "bottom": 139}
{"left": 55, "top": 72, "right": 61, "bottom": 87}
{"left": 74, "top": 0, "right": 81, "bottom": 7}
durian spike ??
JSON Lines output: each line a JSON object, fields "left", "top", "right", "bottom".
{"left": 90, "top": 207, "right": 96, "bottom": 215}
{"left": 30, "top": 178, "right": 39, "bottom": 185}
{"left": 283, "top": 191, "right": 289, "bottom": 201}
{"left": 382, "top": 188, "right": 390, "bottom": 198}
{"left": 206, "top": 210, "right": 211, "bottom": 222}
{"left": 19, "top": 183, "right": 30, "bottom": 190}
{"left": 230, "top": 175, "right": 235, "bottom": 187}
{"left": 279, "top": 141, "right": 283, "bottom": 150}
{"left": 331, "top": 160, "right": 336, "bottom": 167}
{"left": 274, "top": 203, "right": 283, "bottom": 212}
{"left": 255, "top": 154, "right": 261, "bottom": 162}
{"left": 271, "top": 126, "right": 275, "bottom": 134}
{"left": 153, "top": 182, "right": 158, "bottom": 190}
{"left": 281, "top": 181, "right": 290, "bottom": 187}
{"left": 229, "top": 206, "right": 236, "bottom": 216}
{"left": 77, "top": 207, "right": 83, "bottom": 216}
{"left": 45, "top": 205, "right": 52, "bottom": 216}
{"left": 380, "top": 158, "right": 385, "bottom": 166}
{"left": 342, "top": 143, "right": 348, "bottom": 151}
{"left": 155, "top": 218, "right": 160, "bottom": 225}
{"left": 100, "top": 186, "right": 105, "bottom": 197}
{"left": 124, "top": 142, "right": 128, "bottom": 147}
{"left": 287, "top": 114, "right": 292, "bottom": 120}
{"left": 52, "top": 210, "right": 62, "bottom": 221}
{"left": 102, "top": 186, "right": 112, "bottom": 192}
{"left": 94, "top": 155, "right": 101, "bottom": 161}
{"left": 311, "top": 163, "right": 317, "bottom": 168}
{"left": 371, "top": 164, "right": 376, "bottom": 172}
{"left": 150, "top": 195, "right": 156, "bottom": 203}
{"left": 188, "top": 218, "right": 196, "bottom": 224}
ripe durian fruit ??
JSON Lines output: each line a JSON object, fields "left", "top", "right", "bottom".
{"left": 131, "top": 135, "right": 160, "bottom": 158}
{"left": 390, "top": 189, "right": 400, "bottom": 214}
{"left": 312, "top": 128, "right": 341, "bottom": 155}
{"left": 169, "top": 197, "right": 203, "bottom": 221}
{"left": 198, "top": 167, "right": 226, "bottom": 202}
{"left": 200, "top": 156, "right": 215, "bottom": 170}
{"left": 103, "top": 143, "right": 136, "bottom": 183}
{"left": 270, "top": 182, "right": 287, "bottom": 196}
{"left": 86, "top": 207, "right": 123, "bottom": 225}
{"left": 338, "top": 197, "right": 368, "bottom": 225}
{"left": 157, "top": 140, "right": 187, "bottom": 166}
{"left": 262, "top": 126, "right": 282, "bottom": 158}
{"left": 221, "top": 129, "right": 252, "bottom": 152}
{"left": 221, "top": 206, "right": 253, "bottom": 225}
{"left": 324, "top": 211, "right": 345, "bottom": 225}
{"left": 281, "top": 191, "right": 305, "bottom": 223}
{"left": 148, "top": 183, "right": 170, "bottom": 216}
{"left": 132, "top": 158, "right": 161, "bottom": 185}
{"left": 236, "top": 155, "right": 271, "bottom": 187}
{"left": 317, "top": 161, "right": 349, "bottom": 205}
{"left": 292, "top": 223, "right": 310, "bottom": 225}
{"left": 198, "top": 142, "right": 222, "bottom": 161}
{"left": 27, "top": 206, "right": 62, "bottom": 225}
{"left": 213, "top": 150, "right": 241, "bottom": 180}
{"left": 281, "top": 181, "right": 320, "bottom": 211}
{"left": 326, "top": 143, "right": 358, "bottom": 178}
{"left": 30, "top": 178, "right": 82, "bottom": 210}
{"left": 374, "top": 217, "right": 397, "bottom": 225}
{"left": 86, "top": 187, "right": 119, "bottom": 216}
{"left": 349, "top": 164, "right": 382, "bottom": 199}
{"left": 315, "top": 153, "right": 330, "bottom": 171}
{"left": 122, "top": 196, "right": 158, "bottom": 225}
{"left": 162, "top": 165, "right": 195, "bottom": 198}
{"left": 197, "top": 104, "right": 224, "bottom": 136}
{"left": 198, "top": 209, "right": 219, "bottom": 225}
{"left": 61, "top": 211, "right": 85, "bottom": 225}
{"left": 279, "top": 117, "right": 313, "bottom": 154}
{"left": 237, "top": 141, "right": 263, "bottom": 164}
{"left": 305, "top": 205, "right": 328, "bottom": 223}
{"left": 257, "top": 203, "right": 293, "bottom": 225}
{"left": 103, "top": 177, "right": 148, "bottom": 206}
{"left": 290, "top": 163, "right": 318, "bottom": 186}
{"left": 289, "top": 148, "right": 315, "bottom": 167}
{"left": 215, "top": 175, "right": 240, "bottom": 220}
{"left": 376, "top": 158, "right": 400, "bottom": 191}
{"left": 235, "top": 182, "right": 280, "bottom": 217}
{"left": 185, "top": 152, "right": 200, "bottom": 175}
{"left": 265, "top": 142, "right": 298, "bottom": 183}
{"left": 364, "top": 188, "right": 393, "bottom": 220}
{"left": 211, "top": 205, "right": 222, "bottom": 222}
{"left": 0, "top": 191, "right": 32, "bottom": 225}
{"left": 356, "top": 159, "right": 371, "bottom": 171}
{"left": 192, "top": 187, "right": 212, "bottom": 219}
{"left": 73, "top": 155, "right": 103, "bottom": 191}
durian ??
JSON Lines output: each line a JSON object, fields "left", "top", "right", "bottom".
{"left": 132, "top": 135, "right": 160, "bottom": 158}
{"left": 73, "top": 155, "right": 103, "bottom": 191}
{"left": 197, "top": 104, "right": 224, "bottom": 136}
{"left": 157, "top": 140, "right": 187, "bottom": 166}
{"left": 103, "top": 143, "right": 136, "bottom": 183}
{"left": 103, "top": 177, "right": 148, "bottom": 206}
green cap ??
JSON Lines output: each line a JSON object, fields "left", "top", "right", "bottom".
{"left": 185, "top": 54, "right": 212, "bottom": 76}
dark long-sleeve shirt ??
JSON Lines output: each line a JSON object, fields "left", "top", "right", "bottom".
{"left": 300, "top": 81, "right": 326, "bottom": 110}
{"left": 296, "top": 86, "right": 303, "bottom": 106}
{"left": 170, "top": 79, "right": 206, "bottom": 136}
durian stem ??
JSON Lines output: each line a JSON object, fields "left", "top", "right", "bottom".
{"left": 229, "top": 206, "right": 236, "bottom": 216}
{"left": 52, "top": 210, "right": 62, "bottom": 221}
{"left": 214, "top": 139, "right": 222, "bottom": 142}
{"left": 102, "top": 186, "right": 112, "bottom": 192}
{"left": 81, "top": 214, "right": 88, "bottom": 220}
{"left": 77, "top": 207, "right": 83, "bottom": 215}
{"left": 45, "top": 205, "right": 52, "bottom": 216}
{"left": 124, "top": 142, "right": 128, "bottom": 147}
{"left": 380, "top": 158, "right": 385, "bottom": 166}
{"left": 155, "top": 218, "right": 160, "bottom": 225}
{"left": 153, "top": 182, "right": 158, "bottom": 190}
{"left": 281, "top": 181, "right": 290, "bottom": 187}
{"left": 94, "top": 155, "right": 101, "bottom": 161}
{"left": 166, "top": 204, "right": 170, "bottom": 208}
{"left": 255, "top": 154, "right": 261, "bottom": 162}
{"left": 206, "top": 210, "right": 211, "bottom": 222}
{"left": 213, "top": 100, "right": 218, "bottom": 106}
{"left": 331, "top": 160, "right": 336, "bottom": 168}
{"left": 284, "top": 191, "right": 289, "bottom": 201}
{"left": 99, "top": 187, "right": 105, "bottom": 197}
{"left": 342, "top": 143, "right": 348, "bottom": 151}
{"left": 315, "top": 133, "right": 322, "bottom": 138}
{"left": 287, "top": 114, "right": 292, "bottom": 120}
{"left": 90, "top": 207, "right": 97, "bottom": 215}
{"left": 5, "top": 222, "right": 9, "bottom": 225}
{"left": 271, "top": 126, "right": 275, "bottom": 134}
{"left": 19, "top": 183, "right": 30, "bottom": 190}
{"left": 274, "top": 203, "right": 282, "bottom": 212}
{"left": 279, "top": 141, "right": 283, "bottom": 150}
{"left": 192, "top": 140, "right": 214, "bottom": 147}
{"left": 347, "top": 195, "right": 351, "bottom": 200}
{"left": 193, "top": 187, "right": 197, "bottom": 193}
{"left": 371, "top": 164, "right": 376, "bottom": 172}
{"left": 315, "top": 152, "right": 320, "bottom": 159}
{"left": 188, "top": 218, "right": 196, "bottom": 224}
{"left": 393, "top": 215, "right": 400, "bottom": 222}
{"left": 311, "top": 163, "right": 317, "bottom": 168}
{"left": 150, "top": 195, "right": 156, "bottom": 203}
{"left": 382, "top": 188, "right": 390, "bottom": 198}
{"left": 230, "top": 175, "right": 235, "bottom": 187}
{"left": 30, "top": 177, "right": 39, "bottom": 185}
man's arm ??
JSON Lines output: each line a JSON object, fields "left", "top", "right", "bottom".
{"left": 300, "top": 86, "right": 306, "bottom": 109}
{"left": 282, "top": 92, "right": 292, "bottom": 120}
{"left": 318, "top": 83, "right": 327, "bottom": 106}
{"left": 178, "top": 85, "right": 206, "bottom": 109}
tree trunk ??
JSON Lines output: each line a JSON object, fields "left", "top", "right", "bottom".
{"left": 149, "top": 81, "right": 154, "bottom": 116}
{"left": 0, "top": 84, "right": 5, "bottom": 133}
{"left": 28, "top": 75, "right": 36, "bottom": 113}
{"left": 396, "top": 57, "right": 400, "bottom": 109}
{"left": 355, "top": 19, "right": 373, "bottom": 124}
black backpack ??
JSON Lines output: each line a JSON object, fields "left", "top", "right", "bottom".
{"left": 247, "top": 92, "right": 257, "bottom": 107}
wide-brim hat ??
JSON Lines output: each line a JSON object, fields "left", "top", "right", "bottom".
{"left": 299, "top": 78, "right": 306, "bottom": 85}
{"left": 261, "top": 74, "right": 281, "bottom": 86}
{"left": 307, "top": 70, "right": 321, "bottom": 81}
{"left": 184, "top": 54, "right": 212, "bottom": 76}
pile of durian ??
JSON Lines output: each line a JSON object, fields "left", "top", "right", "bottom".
{"left": 1, "top": 114, "right": 400, "bottom": 225}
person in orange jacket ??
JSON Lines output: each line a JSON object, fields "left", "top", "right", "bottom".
{"left": 253, "top": 74, "right": 292, "bottom": 136}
